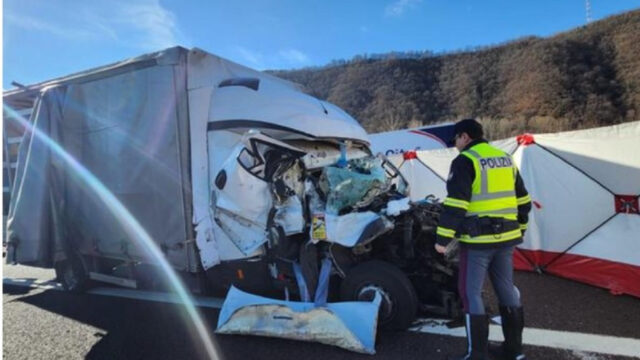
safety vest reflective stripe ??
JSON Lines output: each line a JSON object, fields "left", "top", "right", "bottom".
{"left": 517, "top": 194, "right": 531, "bottom": 205}
{"left": 473, "top": 190, "right": 516, "bottom": 201}
{"left": 443, "top": 197, "right": 470, "bottom": 210}
{"left": 459, "top": 228, "right": 522, "bottom": 244}
{"left": 464, "top": 198, "right": 518, "bottom": 217}
{"left": 464, "top": 149, "right": 489, "bottom": 194}
{"left": 519, "top": 223, "right": 528, "bottom": 230}
{"left": 466, "top": 208, "right": 518, "bottom": 217}
{"left": 437, "top": 227, "right": 456, "bottom": 238}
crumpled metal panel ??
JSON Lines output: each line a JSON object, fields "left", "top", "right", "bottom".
{"left": 322, "top": 212, "right": 381, "bottom": 247}
{"left": 274, "top": 196, "right": 305, "bottom": 235}
{"left": 213, "top": 144, "right": 273, "bottom": 255}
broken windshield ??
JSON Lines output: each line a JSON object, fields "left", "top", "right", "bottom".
{"left": 319, "top": 155, "right": 408, "bottom": 214}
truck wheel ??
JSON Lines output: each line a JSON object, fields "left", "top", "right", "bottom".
{"left": 340, "top": 260, "right": 418, "bottom": 330}
{"left": 55, "top": 256, "right": 88, "bottom": 293}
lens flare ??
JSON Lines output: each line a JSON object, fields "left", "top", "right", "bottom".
{"left": 5, "top": 104, "right": 220, "bottom": 359}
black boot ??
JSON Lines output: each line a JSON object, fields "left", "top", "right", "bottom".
{"left": 449, "top": 314, "right": 490, "bottom": 360}
{"left": 490, "top": 306, "right": 526, "bottom": 360}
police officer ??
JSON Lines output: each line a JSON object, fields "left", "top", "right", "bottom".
{"left": 435, "top": 119, "right": 531, "bottom": 360}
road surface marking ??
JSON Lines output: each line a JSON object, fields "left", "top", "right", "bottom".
{"left": 410, "top": 318, "right": 640, "bottom": 358}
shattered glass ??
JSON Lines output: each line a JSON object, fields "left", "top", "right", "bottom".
{"left": 319, "top": 156, "right": 392, "bottom": 214}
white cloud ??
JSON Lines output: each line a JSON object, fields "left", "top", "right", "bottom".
{"left": 385, "top": 0, "right": 422, "bottom": 18}
{"left": 279, "top": 49, "right": 310, "bottom": 64}
{"left": 4, "top": 0, "right": 188, "bottom": 51}
{"left": 4, "top": 13, "right": 97, "bottom": 40}
{"left": 114, "top": 0, "right": 185, "bottom": 50}
{"left": 230, "top": 47, "right": 310, "bottom": 70}
{"left": 234, "top": 46, "right": 266, "bottom": 69}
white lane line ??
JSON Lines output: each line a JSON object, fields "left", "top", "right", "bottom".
{"left": 410, "top": 318, "right": 640, "bottom": 358}
{"left": 3, "top": 277, "right": 224, "bottom": 309}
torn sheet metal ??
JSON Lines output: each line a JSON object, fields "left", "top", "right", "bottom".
{"left": 212, "top": 132, "right": 307, "bottom": 255}
{"left": 213, "top": 144, "right": 272, "bottom": 255}
{"left": 271, "top": 156, "right": 305, "bottom": 235}
{"left": 385, "top": 197, "right": 411, "bottom": 216}
{"left": 216, "top": 286, "right": 381, "bottom": 354}
{"left": 287, "top": 140, "right": 369, "bottom": 170}
{"left": 271, "top": 161, "right": 305, "bottom": 202}
{"left": 319, "top": 156, "right": 391, "bottom": 214}
{"left": 321, "top": 212, "right": 383, "bottom": 247}
{"left": 273, "top": 196, "right": 305, "bottom": 235}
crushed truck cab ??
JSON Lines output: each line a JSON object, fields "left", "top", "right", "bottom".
{"left": 4, "top": 47, "right": 461, "bottom": 336}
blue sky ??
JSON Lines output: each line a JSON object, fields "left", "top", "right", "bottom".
{"left": 3, "top": 0, "right": 640, "bottom": 89}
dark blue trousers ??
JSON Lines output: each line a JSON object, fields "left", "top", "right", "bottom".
{"left": 458, "top": 245, "right": 521, "bottom": 314}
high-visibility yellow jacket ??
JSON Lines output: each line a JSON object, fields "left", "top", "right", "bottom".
{"left": 436, "top": 140, "right": 531, "bottom": 248}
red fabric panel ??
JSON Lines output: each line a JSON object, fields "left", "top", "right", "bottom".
{"left": 516, "top": 133, "right": 535, "bottom": 146}
{"left": 614, "top": 194, "right": 639, "bottom": 214}
{"left": 514, "top": 249, "right": 640, "bottom": 298}
{"left": 403, "top": 150, "right": 417, "bottom": 160}
{"left": 513, "top": 249, "right": 535, "bottom": 271}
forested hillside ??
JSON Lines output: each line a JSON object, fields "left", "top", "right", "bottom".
{"left": 273, "top": 10, "right": 640, "bottom": 139}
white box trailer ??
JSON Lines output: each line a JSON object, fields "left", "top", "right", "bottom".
{"left": 4, "top": 47, "right": 460, "bottom": 330}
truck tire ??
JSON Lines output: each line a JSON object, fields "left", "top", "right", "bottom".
{"left": 340, "top": 260, "right": 418, "bottom": 330}
{"left": 55, "top": 255, "right": 89, "bottom": 293}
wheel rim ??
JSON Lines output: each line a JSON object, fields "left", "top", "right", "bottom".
{"left": 357, "top": 284, "right": 394, "bottom": 322}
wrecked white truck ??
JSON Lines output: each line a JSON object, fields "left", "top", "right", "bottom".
{"left": 4, "top": 47, "right": 461, "bottom": 336}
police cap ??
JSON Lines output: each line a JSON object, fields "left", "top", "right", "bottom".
{"left": 454, "top": 118, "right": 484, "bottom": 140}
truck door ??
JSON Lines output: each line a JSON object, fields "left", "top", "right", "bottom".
{"left": 212, "top": 132, "right": 305, "bottom": 255}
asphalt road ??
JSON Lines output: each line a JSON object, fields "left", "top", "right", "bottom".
{"left": 3, "top": 263, "right": 640, "bottom": 360}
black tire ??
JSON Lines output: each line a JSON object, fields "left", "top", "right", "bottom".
{"left": 340, "top": 260, "right": 418, "bottom": 330}
{"left": 54, "top": 255, "right": 88, "bottom": 293}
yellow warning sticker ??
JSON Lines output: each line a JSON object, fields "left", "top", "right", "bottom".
{"left": 311, "top": 213, "right": 327, "bottom": 241}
